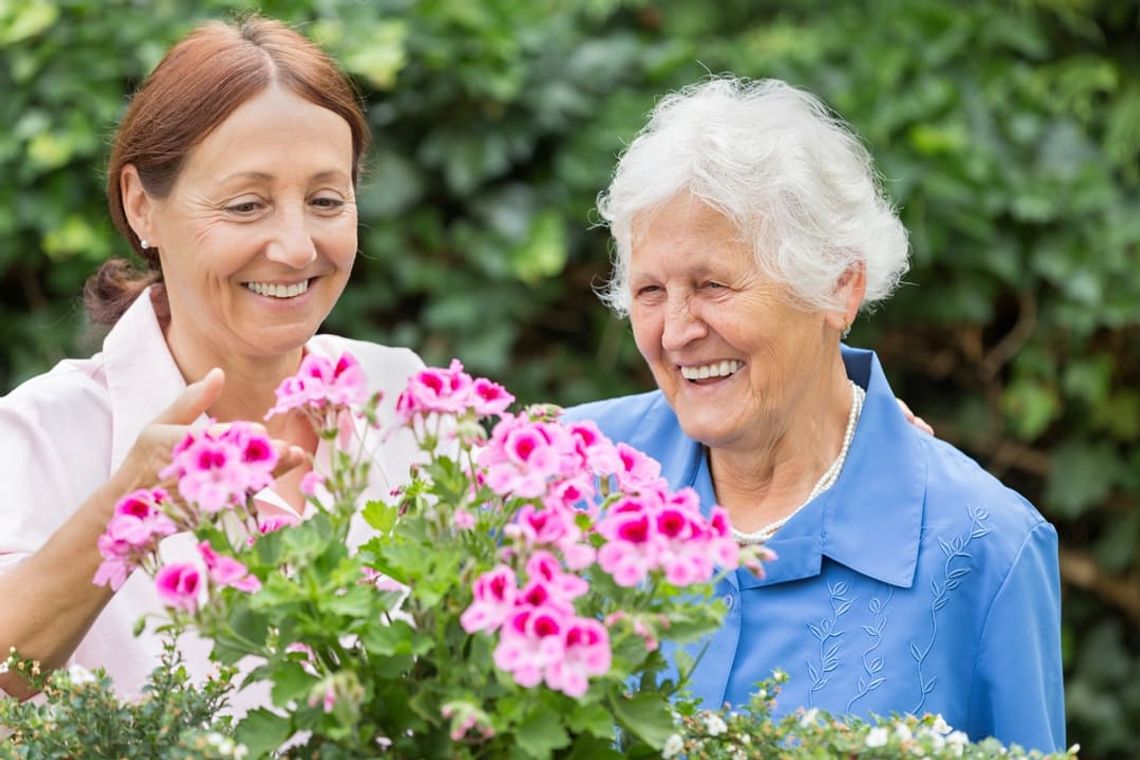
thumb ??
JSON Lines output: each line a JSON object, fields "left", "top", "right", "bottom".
{"left": 154, "top": 368, "right": 225, "bottom": 425}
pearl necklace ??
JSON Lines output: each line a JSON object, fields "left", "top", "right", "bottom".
{"left": 730, "top": 380, "right": 866, "bottom": 546}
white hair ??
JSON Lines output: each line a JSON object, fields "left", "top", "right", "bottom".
{"left": 596, "top": 77, "right": 909, "bottom": 315}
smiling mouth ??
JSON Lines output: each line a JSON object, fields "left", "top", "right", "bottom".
{"left": 244, "top": 279, "right": 312, "bottom": 298}
{"left": 680, "top": 360, "right": 742, "bottom": 382}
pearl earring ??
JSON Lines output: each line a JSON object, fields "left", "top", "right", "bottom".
{"left": 842, "top": 322, "right": 852, "bottom": 340}
{"left": 140, "top": 239, "right": 151, "bottom": 250}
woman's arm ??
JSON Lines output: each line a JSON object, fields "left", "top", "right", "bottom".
{"left": 967, "top": 521, "right": 1065, "bottom": 752}
{"left": 0, "top": 370, "right": 227, "bottom": 699}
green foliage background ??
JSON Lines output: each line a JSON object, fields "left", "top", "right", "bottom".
{"left": 1, "top": 0, "right": 1137, "bottom": 756}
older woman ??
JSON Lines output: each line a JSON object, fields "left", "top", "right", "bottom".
{"left": 566, "top": 78, "right": 1064, "bottom": 751}
{"left": 0, "top": 17, "right": 423, "bottom": 701}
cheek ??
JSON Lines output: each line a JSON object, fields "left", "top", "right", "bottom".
{"left": 629, "top": 311, "right": 662, "bottom": 360}
{"left": 323, "top": 217, "right": 359, "bottom": 267}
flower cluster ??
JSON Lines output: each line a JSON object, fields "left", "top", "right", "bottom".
{"left": 91, "top": 361, "right": 363, "bottom": 622}
{"left": 597, "top": 487, "right": 738, "bottom": 587}
{"left": 395, "top": 358, "right": 514, "bottom": 423}
{"left": 266, "top": 352, "right": 368, "bottom": 419}
{"left": 161, "top": 423, "right": 279, "bottom": 513}
{"left": 93, "top": 488, "right": 177, "bottom": 591}
{"left": 461, "top": 553, "right": 610, "bottom": 698}
{"left": 449, "top": 390, "right": 749, "bottom": 698}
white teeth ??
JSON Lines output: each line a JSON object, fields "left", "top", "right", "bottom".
{"left": 681, "top": 360, "right": 742, "bottom": 381}
{"left": 245, "top": 280, "right": 310, "bottom": 298}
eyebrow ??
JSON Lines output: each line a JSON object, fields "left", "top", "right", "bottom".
{"left": 216, "top": 170, "right": 350, "bottom": 184}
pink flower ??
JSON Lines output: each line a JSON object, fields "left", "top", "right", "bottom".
{"left": 258, "top": 513, "right": 301, "bottom": 535}
{"left": 197, "top": 541, "right": 261, "bottom": 593}
{"left": 480, "top": 418, "right": 565, "bottom": 498}
{"left": 327, "top": 353, "right": 368, "bottom": 406}
{"left": 162, "top": 424, "right": 278, "bottom": 513}
{"left": 470, "top": 377, "right": 514, "bottom": 416}
{"left": 92, "top": 488, "right": 177, "bottom": 591}
{"left": 266, "top": 351, "right": 368, "bottom": 418}
{"left": 300, "top": 471, "right": 325, "bottom": 497}
{"left": 396, "top": 359, "right": 475, "bottom": 421}
{"left": 93, "top": 557, "right": 130, "bottom": 591}
{"left": 492, "top": 607, "right": 566, "bottom": 689}
{"left": 155, "top": 563, "right": 202, "bottom": 613}
{"left": 545, "top": 618, "right": 611, "bottom": 697}
{"left": 613, "top": 442, "right": 662, "bottom": 489}
{"left": 453, "top": 508, "right": 476, "bottom": 531}
{"left": 460, "top": 566, "right": 518, "bottom": 633}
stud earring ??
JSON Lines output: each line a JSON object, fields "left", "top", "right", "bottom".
{"left": 842, "top": 322, "right": 852, "bottom": 340}
{"left": 140, "top": 239, "right": 151, "bottom": 250}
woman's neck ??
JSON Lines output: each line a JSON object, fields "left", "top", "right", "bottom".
{"left": 709, "top": 358, "right": 854, "bottom": 533}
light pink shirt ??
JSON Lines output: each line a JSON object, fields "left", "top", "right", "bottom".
{"left": 0, "top": 290, "right": 425, "bottom": 700}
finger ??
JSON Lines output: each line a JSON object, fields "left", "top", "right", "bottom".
{"left": 273, "top": 444, "right": 309, "bottom": 476}
{"left": 913, "top": 415, "right": 934, "bottom": 436}
{"left": 153, "top": 368, "right": 225, "bottom": 426}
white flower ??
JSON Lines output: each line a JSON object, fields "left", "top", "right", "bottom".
{"left": 703, "top": 713, "right": 728, "bottom": 736}
{"left": 1067, "top": 744, "right": 1081, "bottom": 756}
{"left": 662, "top": 734, "right": 685, "bottom": 758}
{"left": 930, "top": 714, "right": 952, "bottom": 735}
{"left": 866, "top": 727, "right": 890, "bottom": 748}
{"left": 799, "top": 707, "right": 819, "bottom": 727}
{"left": 66, "top": 664, "right": 96, "bottom": 685}
{"left": 233, "top": 744, "right": 250, "bottom": 760}
{"left": 895, "top": 722, "right": 913, "bottom": 742}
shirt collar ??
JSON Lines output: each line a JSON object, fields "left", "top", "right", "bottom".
{"left": 103, "top": 288, "right": 192, "bottom": 472}
{"left": 680, "top": 347, "right": 925, "bottom": 590}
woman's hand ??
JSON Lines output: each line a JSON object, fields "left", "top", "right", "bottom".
{"left": 896, "top": 399, "right": 934, "bottom": 436}
{"left": 110, "top": 368, "right": 306, "bottom": 500}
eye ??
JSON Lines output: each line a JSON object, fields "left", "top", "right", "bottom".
{"left": 702, "top": 281, "right": 727, "bottom": 290}
{"left": 634, "top": 284, "right": 663, "bottom": 298}
{"left": 225, "top": 199, "right": 264, "bottom": 215}
{"left": 311, "top": 195, "right": 346, "bottom": 211}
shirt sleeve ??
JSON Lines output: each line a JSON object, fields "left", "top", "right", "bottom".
{"left": 968, "top": 521, "right": 1066, "bottom": 752}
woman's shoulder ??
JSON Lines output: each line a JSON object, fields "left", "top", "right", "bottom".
{"left": 914, "top": 431, "right": 1053, "bottom": 560}
{"left": 1, "top": 356, "right": 110, "bottom": 427}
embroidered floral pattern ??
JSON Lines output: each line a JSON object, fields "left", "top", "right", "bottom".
{"left": 909, "top": 506, "right": 990, "bottom": 713}
{"left": 806, "top": 579, "right": 854, "bottom": 706}
{"left": 847, "top": 584, "right": 894, "bottom": 712}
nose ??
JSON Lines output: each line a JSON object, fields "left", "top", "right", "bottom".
{"left": 265, "top": 205, "right": 317, "bottom": 268}
{"left": 661, "top": 293, "right": 706, "bottom": 351}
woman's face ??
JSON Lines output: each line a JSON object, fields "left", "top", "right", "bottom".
{"left": 133, "top": 84, "right": 357, "bottom": 367}
{"left": 628, "top": 193, "right": 835, "bottom": 454}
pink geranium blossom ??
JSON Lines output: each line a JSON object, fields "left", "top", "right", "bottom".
{"left": 161, "top": 423, "right": 278, "bottom": 513}
{"left": 266, "top": 352, "right": 368, "bottom": 419}
{"left": 92, "top": 488, "right": 177, "bottom": 591}
{"left": 460, "top": 566, "right": 519, "bottom": 633}
{"left": 155, "top": 563, "right": 202, "bottom": 613}
{"left": 197, "top": 541, "right": 261, "bottom": 593}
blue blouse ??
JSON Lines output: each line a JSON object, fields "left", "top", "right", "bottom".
{"left": 565, "top": 348, "right": 1065, "bottom": 752}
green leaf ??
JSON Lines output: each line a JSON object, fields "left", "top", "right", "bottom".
{"left": 269, "top": 662, "right": 314, "bottom": 707}
{"left": 363, "top": 499, "right": 398, "bottom": 534}
{"left": 608, "top": 691, "right": 675, "bottom": 750}
{"left": 515, "top": 708, "right": 571, "bottom": 758}
{"left": 235, "top": 708, "right": 293, "bottom": 758}
{"left": 567, "top": 701, "right": 614, "bottom": 739}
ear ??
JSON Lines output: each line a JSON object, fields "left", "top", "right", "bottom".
{"left": 120, "top": 164, "right": 157, "bottom": 247}
{"left": 824, "top": 262, "right": 867, "bottom": 335}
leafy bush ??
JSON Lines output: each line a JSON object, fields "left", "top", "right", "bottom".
{"left": 0, "top": 638, "right": 237, "bottom": 759}
{"left": 1, "top": 1, "right": 1137, "bottom": 756}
